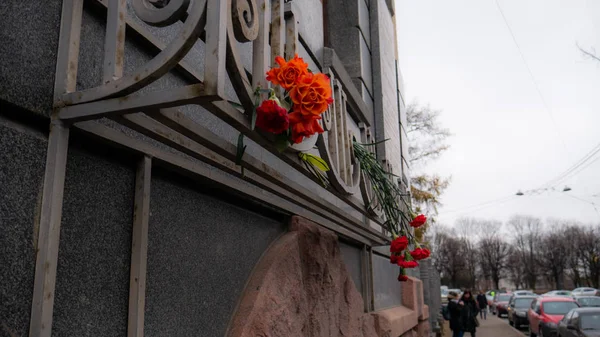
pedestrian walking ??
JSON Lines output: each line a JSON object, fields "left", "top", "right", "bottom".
{"left": 476, "top": 290, "right": 487, "bottom": 320}
{"left": 447, "top": 291, "right": 464, "bottom": 337}
{"left": 460, "top": 290, "right": 479, "bottom": 337}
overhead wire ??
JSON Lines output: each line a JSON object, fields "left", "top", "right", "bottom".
{"left": 437, "top": 195, "right": 517, "bottom": 216}
{"left": 494, "top": 0, "right": 569, "bottom": 156}
{"left": 538, "top": 140, "right": 600, "bottom": 189}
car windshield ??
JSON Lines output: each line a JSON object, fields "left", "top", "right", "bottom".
{"left": 580, "top": 313, "right": 600, "bottom": 330}
{"left": 498, "top": 295, "right": 511, "bottom": 302}
{"left": 556, "top": 291, "right": 571, "bottom": 295}
{"left": 543, "top": 301, "right": 578, "bottom": 315}
{"left": 515, "top": 298, "right": 535, "bottom": 308}
{"left": 578, "top": 298, "right": 600, "bottom": 307}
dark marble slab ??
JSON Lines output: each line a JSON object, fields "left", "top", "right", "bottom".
{"left": 144, "top": 171, "right": 285, "bottom": 337}
{"left": 52, "top": 146, "right": 135, "bottom": 337}
{"left": 0, "top": 120, "right": 47, "bottom": 337}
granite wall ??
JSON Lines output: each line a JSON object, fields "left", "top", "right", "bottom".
{"left": 0, "top": 0, "right": 417, "bottom": 335}
{"left": 0, "top": 117, "right": 47, "bottom": 337}
{"left": 144, "top": 171, "right": 286, "bottom": 336}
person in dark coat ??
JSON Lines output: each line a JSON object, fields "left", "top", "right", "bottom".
{"left": 460, "top": 290, "right": 479, "bottom": 337}
{"left": 476, "top": 290, "right": 488, "bottom": 320}
{"left": 447, "top": 291, "right": 464, "bottom": 337}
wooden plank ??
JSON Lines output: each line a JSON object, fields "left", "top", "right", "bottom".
{"left": 207, "top": 99, "right": 386, "bottom": 229}
{"left": 29, "top": 121, "right": 70, "bottom": 337}
{"left": 127, "top": 156, "right": 151, "bottom": 337}
{"left": 146, "top": 109, "right": 379, "bottom": 238}
{"left": 252, "top": 0, "right": 270, "bottom": 89}
{"left": 74, "top": 121, "right": 385, "bottom": 246}
{"left": 115, "top": 112, "right": 383, "bottom": 243}
{"left": 58, "top": 83, "right": 212, "bottom": 122}
{"left": 103, "top": 0, "right": 126, "bottom": 83}
{"left": 322, "top": 47, "right": 373, "bottom": 127}
{"left": 53, "top": 0, "right": 84, "bottom": 103}
{"left": 270, "top": 0, "right": 285, "bottom": 64}
{"left": 94, "top": 0, "right": 203, "bottom": 83}
{"left": 204, "top": 0, "right": 227, "bottom": 96}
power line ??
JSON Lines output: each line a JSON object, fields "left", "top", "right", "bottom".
{"left": 438, "top": 195, "right": 517, "bottom": 215}
{"left": 539, "top": 140, "right": 600, "bottom": 188}
{"left": 564, "top": 194, "right": 600, "bottom": 220}
{"left": 494, "top": 0, "right": 569, "bottom": 155}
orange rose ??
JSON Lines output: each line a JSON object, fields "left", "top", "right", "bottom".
{"left": 288, "top": 112, "right": 324, "bottom": 144}
{"left": 266, "top": 55, "right": 309, "bottom": 91}
{"left": 289, "top": 72, "right": 333, "bottom": 117}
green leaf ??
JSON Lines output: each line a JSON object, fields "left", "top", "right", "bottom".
{"left": 274, "top": 133, "right": 289, "bottom": 152}
{"left": 299, "top": 153, "right": 330, "bottom": 172}
{"left": 236, "top": 133, "right": 246, "bottom": 166}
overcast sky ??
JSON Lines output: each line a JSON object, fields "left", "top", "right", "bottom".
{"left": 395, "top": 0, "right": 600, "bottom": 228}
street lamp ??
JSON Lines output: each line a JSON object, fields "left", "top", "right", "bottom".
{"left": 515, "top": 186, "right": 572, "bottom": 196}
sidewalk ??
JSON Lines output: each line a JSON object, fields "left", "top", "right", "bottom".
{"left": 477, "top": 315, "right": 525, "bottom": 337}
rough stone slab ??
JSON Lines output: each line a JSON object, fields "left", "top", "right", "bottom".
{"left": 144, "top": 172, "right": 285, "bottom": 337}
{"left": 52, "top": 145, "right": 136, "bottom": 336}
{"left": 0, "top": 120, "right": 47, "bottom": 337}
{"left": 372, "top": 305, "right": 418, "bottom": 337}
{"left": 401, "top": 276, "right": 426, "bottom": 319}
{"left": 229, "top": 216, "right": 377, "bottom": 337}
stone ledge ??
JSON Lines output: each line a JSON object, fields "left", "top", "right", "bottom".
{"left": 372, "top": 306, "right": 418, "bottom": 337}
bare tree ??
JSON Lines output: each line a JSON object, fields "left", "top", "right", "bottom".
{"left": 575, "top": 226, "right": 600, "bottom": 288}
{"left": 406, "top": 102, "right": 451, "bottom": 165}
{"left": 578, "top": 43, "right": 600, "bottom": 63}
{"left": 506, "top": 248, "right": 527, "bottom": 290}
{"left": 537, "top": 223, "right": 571, "bottom": 289}
{"left": 480, "top": 235, "right": 510, "bottom": 290}
{"left": 435, "top": 233, "right": 467, "bottom": 287}
{"left": 509, "top": 215, "right": 543, "bottom": 289}
{"left": 406, "top": 101, "right": 451, "bottom": 221}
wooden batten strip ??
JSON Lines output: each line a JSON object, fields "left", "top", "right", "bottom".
{"left": 127, "top": 156, "right": 152, "bottom": 337}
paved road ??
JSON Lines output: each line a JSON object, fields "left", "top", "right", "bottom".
{"left": 476, "top": 315, "right": 526, "bottom": 337}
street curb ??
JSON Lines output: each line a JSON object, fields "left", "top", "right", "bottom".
{"left": 504, "top": 317, "right": 527, "bottom": 336}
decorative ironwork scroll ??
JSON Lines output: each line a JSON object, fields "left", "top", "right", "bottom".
{"left": 53, "top": 0, "right": 385, "bottom": 220}
{"left": 317, "top": 70, "right": 361, "bottom": 196}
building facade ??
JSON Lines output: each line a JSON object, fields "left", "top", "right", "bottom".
{"left": 0, "top": 0, "right": 439, "bottom": 336}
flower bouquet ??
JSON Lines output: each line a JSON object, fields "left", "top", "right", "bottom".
{"left": 237, "top": 55, "right": 333, "bottom": 183}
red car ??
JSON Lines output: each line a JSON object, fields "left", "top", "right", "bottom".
{"left": 528, "top": 296, "right": 579, "bottom": 337}
{"left": 492, "top": 292, "right": 513, "bottom": 317}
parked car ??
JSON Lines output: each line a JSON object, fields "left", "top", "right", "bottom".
{"left": 528, "top": 297, "right": 580, "bottom": 337}
{"left": 557, "top": 307, "right": 600, "bottom": 337}
{"left": 572, "top": 288, "right": 599, "bottom": 297}
{"left": 441, "top": 288, "right": 462, "bottom": 305}
{"left": 575, "top": 296, "right": 600, "bottom": 308}
{"left": 508, "top": 295, "right": 537, "bottom": 328}
{"left": 542, "top": 290, "right": 573, "bottom": 297}
{"left": 486, "top": 289, "right": 506, "bottom": 305}
{"left": 513, "top": 290, "right": 537, "bottom": 296}
{"left": 493, "top": 293, "right": 513, "bottom": 317}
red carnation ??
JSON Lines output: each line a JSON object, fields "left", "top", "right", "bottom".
{"left": 390, "top": 236, "right": 409, "bottom": 253}
{"left": 255, "top": 99, "right": 290, "bottom": 134}
{"left": 399, "top": 260, "right": 419, "bottom": 268}
{"left": 410, "top": 248, "right": 431, "bottom": 261}
{"left": 410, "top": 214, "right": 427, "bottom": 228}
{"left": 398, "top": 274, "right": 409, "bottom": 282}
{"left": 390, "top": 254, "right": 400, "bottom": 264}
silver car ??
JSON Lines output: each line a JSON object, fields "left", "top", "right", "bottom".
{"left": 572, "top": 288, "right": 599, "bottom": 297}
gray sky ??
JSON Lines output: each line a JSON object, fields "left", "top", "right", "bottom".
{"left": 396, "top": 0, "right": 600, "bottom": 227}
